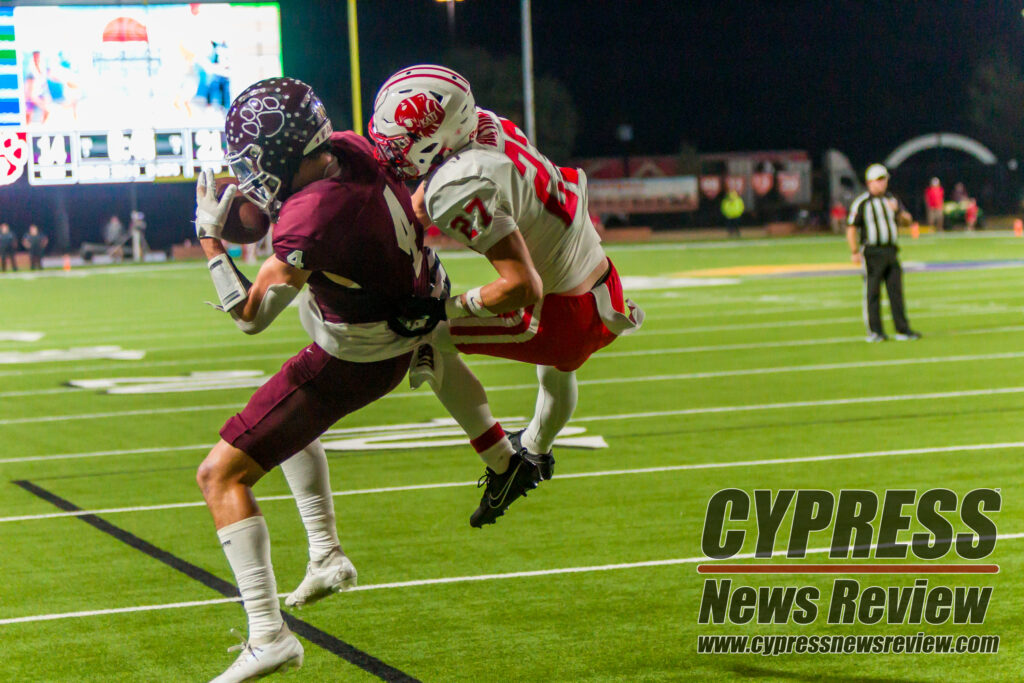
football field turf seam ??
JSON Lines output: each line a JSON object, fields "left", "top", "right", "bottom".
{"left": 9, "top": 479, "right": 422, "bottom": 683}
{"left": 4, "top": 531, "right": 1022, "bottom": 627}
{"left": 7, "top": 381, "right": 1024, "bottom": 428}
{"left": 4, "top": 441, "right": 1021, "bottom": 524}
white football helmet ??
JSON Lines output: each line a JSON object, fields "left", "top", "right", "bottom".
{"left": 369, "top": 65, "right": 476, "bottom": 181}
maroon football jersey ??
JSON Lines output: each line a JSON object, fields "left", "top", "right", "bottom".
{"left": 272, "top": 131, "right": 429, "bottom": 324}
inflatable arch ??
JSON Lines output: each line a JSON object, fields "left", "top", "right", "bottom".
{"left": 884, "top": 133, "right": 997, "bottom": 169}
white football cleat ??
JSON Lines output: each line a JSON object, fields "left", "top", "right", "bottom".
{"left": 210, "top": 623, "right": 303, "bottom": 683}
{"left": 408, "top": 344, "right": 442, "bottom": 391}
{"left": 285, "top": 547, "right": 358, "bottom": 608}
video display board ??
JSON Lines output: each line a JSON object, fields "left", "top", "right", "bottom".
{"left": 0, "top": 3, "right": 282, "bottom": 186}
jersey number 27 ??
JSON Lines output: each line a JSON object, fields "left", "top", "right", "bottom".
{"left": 501, "top": 118, "right": 578, "bottom": 227}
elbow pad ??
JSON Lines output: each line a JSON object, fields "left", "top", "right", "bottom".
{"left": 231, "top": 282, "right": 300, "bottom": 334}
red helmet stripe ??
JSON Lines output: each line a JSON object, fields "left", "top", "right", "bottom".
{"left": 383, "top": 69, "right": 469, "bottom": 93}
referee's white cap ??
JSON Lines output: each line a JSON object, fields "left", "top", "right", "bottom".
{"left": 865, "top": 164, "right": 889, "bottom": 182}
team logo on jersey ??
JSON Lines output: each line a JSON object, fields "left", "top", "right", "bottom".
{"left": 394, "top": 93, "right": 445, "bottom": 138}
{"left": 239, "top": 96, "right": 286, "bottom": 139}
{"left": 474, "top": 111, "right": 499, "bottom": 147}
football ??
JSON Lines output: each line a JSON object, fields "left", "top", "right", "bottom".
{"left": 215, "top": 176, "right": 272, "bottom": 244}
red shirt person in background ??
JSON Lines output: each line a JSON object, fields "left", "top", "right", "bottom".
{"left": 924, "top": 177, "right": 944, "bottom": 231}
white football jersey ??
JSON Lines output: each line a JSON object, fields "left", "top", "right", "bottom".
{"left": 424, "top": 109, "right": 606, "bottom": 294}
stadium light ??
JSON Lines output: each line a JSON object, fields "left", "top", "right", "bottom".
{"left": 435, "top": 0, "right": 463, "bottom": 40}
{"left": 428, "top": 0, "right": 534, "bottom": 141}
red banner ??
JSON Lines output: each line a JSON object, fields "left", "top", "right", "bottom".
{"left": 589, "top": 176, "right": 699, "bottom": 214}
{"left": 699, "top": 175, "right": 721, "bottom": 200}
{"left": 777, "top": 171, "right": 801, "bottom": 199}
{"left": 751, "top": 172, "right": 774, "bottom": 196}
{"left": 725, "top": 175, "right": 746, "bottom": 194}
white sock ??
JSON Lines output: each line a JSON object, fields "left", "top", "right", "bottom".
{"left": 431, "top": 351, "right": 515, "bottom": 471}
{"left": 473, "top": 425, "right": 514, "bottom": 473}
{"left": 523, "top": 366, "right": 578, "bottom": 454}
{"left": 280, "top": 439, "right": 340, "bottom": 563}
{"left": 217, "top": 516, "right": 282, "bottom": 643}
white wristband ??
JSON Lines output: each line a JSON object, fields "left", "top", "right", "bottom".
{"left": 463, "top": 286, "right": 488, "bottom": 317}
{"left": 445, "top": 287, "right": 488, "bottom": 319}
{"left": 444, "top": 296, "right": 470, "bottom": 320}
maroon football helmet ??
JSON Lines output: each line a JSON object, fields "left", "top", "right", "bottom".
{"left": 225, "top": 77, "right": 333, "bottom": 217}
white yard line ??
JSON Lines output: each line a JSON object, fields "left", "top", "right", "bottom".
{"left": 6, "top": 372, "right": 1024, "bottom": 429}
{"left": 568, "top": 385, "right": 1024, "bottom": 423}
{"left": 4, "top": 296, "right": 1010, "bottom": 355}
{"left": 0, "top": 404, "right": 237, "bottom": 426}
{"left": 642, "top": 289, "right": 1024, "bottom": 319}
{"left": 4, "top": 531, "right": 1023, "bottom": 626}
{"left": 0, "top": 336, "right": 868, "bottom": 387}
{"left": 8, "top": 348, "right": 1024, "bottom": 402}
{"left": 2, "top": 284, "right": 1021, "bottom": 364}
{"left": 3, "top": 441, "right": 1021, "bottom": 523}
{"left": 638, "top": 307, "right": 1022, "bottom": 335}
{"left": 0, "top": 352, "right": 291, "bottom": 379}
{"left": 5, "top": 277, "right": 1021, "bottom": 351}
{"left": 0, "top": 444, "right": 211, "bottom": 465}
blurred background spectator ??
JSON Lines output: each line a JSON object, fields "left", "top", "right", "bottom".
{"left": 952, "top": 182, "right": 968, "bottom": 202}
{"left": 22, "top": 224, "right": 47, "bottom": 270}
{"left": 829, "top": 201, "right": 848, "bottom": 234}
{"left": 966, "top": 198, "right": 979, "bottom": 231}
{"left": 129, "top": 210, "right": 149, "bottom": 262}
{"left": 925, "top": 178, "right": 944, "bottom": 231}
{"left": 721, "top": 189, "right": 744, "bottom": 237}
{"left": 0, "top": 223, "right": 17, "bottom": 272}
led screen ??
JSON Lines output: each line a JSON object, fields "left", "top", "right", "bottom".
{"left": 0, "top": 3, "right": 282, "bottom": 186}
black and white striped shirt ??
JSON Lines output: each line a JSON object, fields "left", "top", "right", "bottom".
{"left": 848, "top": 191, "right": 903, "bottom": 246}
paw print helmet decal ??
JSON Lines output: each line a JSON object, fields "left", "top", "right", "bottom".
{"left": 225, "top": 77, "right": 333, "bottom": 216}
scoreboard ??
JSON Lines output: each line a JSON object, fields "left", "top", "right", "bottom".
{"left": 1, "top": 3, "right": 282, "bottom": 188}
{"left": 29, "top": 128, "right": 226, "bottom": 184}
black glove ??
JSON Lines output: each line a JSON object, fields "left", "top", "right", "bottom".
{"left": 388, "top": 295, "right": 447, "bottom": 338}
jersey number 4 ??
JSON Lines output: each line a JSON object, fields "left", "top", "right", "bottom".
{"left": 384, "top": 185, "right": 422, "bottom": 277}
{"left": 501, "top": 118, "right": 578, "bottom": 227}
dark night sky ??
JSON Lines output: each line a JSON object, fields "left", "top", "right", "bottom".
{"left": 283, "top": 0, "right": 1024, "bottom": 166}
{"left": 4, "top": 1, "right": 1023, "bottom": 248}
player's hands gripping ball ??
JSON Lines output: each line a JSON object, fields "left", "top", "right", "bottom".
{"left": 195, "top": 168, "right": 237, "bottom": 240}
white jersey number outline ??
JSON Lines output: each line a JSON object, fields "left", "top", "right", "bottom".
{"left": 384, "top": 185, "right": 422, "bottom": 277}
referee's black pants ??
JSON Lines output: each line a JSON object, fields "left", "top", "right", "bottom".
{"left": 863, "top": 245, "right": 911, "bottom": 336}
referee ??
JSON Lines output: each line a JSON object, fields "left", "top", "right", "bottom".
{"left": 846, "top": 164, "right": 921, "bottom": 342}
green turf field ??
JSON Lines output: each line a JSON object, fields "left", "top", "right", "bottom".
{"left": 2, "top": 231, "right": 1023, "bottom": 682}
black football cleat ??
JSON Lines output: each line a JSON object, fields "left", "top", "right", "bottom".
{"left": 469, "top": 450, "right": 555, "bottom": 528}
{"left": 506, "top": 429, "right": 554, "bottom": 480}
